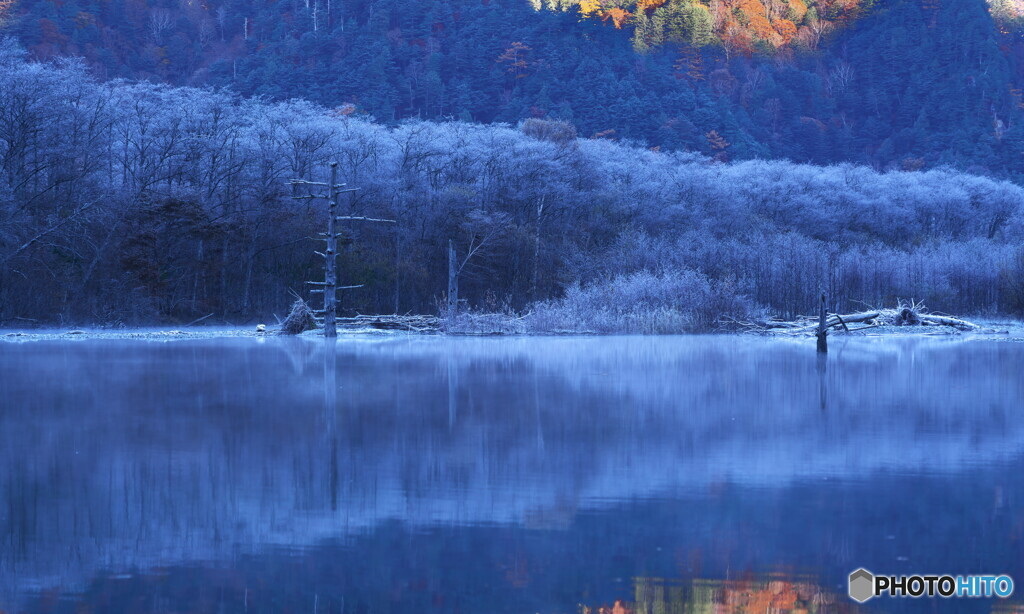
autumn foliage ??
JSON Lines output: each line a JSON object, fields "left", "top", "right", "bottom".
{"left": 497, "top": 41, "right": 531, "bottom": 78}
{"left": 556, "top": 0, "right": 865, "bottom": 53}
{"left": 601, "top": 7, "right": 632, "bottom": 28}
{"left": 0, "top": 0, "right": 15, "bottom": 24}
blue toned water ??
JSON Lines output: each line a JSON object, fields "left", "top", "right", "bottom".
{"left": 0, "top": 335, "right": 1022, "bottom": 613}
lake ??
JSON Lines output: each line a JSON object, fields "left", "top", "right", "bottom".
{"left": 1, "top": 335, "right": 1022, "bottom": 613}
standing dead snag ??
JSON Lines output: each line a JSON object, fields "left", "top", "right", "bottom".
{"left": 443, "top": 214, "right": 509, "bottom": 330}
{"left": 291, "top": 163, "right": 393, "bottom": 337}
{"left": 324, "top": 163, "right": 343, "bottom": 337}
{"left": 292, "top": 165, "right": 350, "bottom": 337}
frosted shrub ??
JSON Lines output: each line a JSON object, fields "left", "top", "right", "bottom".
{"left": 527, "top": 270, "right": 765, "bottom": 334}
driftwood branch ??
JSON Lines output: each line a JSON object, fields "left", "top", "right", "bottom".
{"left": 335, "top": 314, "right": 440, "bottom": 332}
{"left": 784, "top": 311, "right": 881, "bottom": 333}
{"left": 335, "top": 215, "right": 395, "bottom": 224}
{"left": 916, "top": 314, "right": 977, "bottom": 330}
{"left": 183, "top": 313, "right": 215, "bottom": 327}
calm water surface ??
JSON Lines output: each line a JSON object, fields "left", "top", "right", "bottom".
{"left": 1, "top": 335, "right": 1023, "bottom": 613}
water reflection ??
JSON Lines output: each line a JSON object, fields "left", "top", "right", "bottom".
{"left": 0, "top": 335, "right": 1022, "bottom": 612}
{"left": 581, "top": 575, "right": 859, "bottom": 614}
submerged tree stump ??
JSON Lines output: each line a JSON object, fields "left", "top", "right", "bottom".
{"left": 816, "top": 291, "right": 828, "bottom": 353}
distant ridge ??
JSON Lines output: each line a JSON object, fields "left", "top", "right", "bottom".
{"left": 0, "top": 0, "right": 1021, "bottom": 177}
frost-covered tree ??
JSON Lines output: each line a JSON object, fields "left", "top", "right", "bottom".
{"left": 0, "top": 46, "right": 1022, "bottom": 325}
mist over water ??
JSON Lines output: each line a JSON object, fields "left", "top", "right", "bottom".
{"left": 1, "top": 336, "right": 1022, "bottom": 613}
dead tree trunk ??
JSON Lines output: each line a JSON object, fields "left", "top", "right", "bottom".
{"left": 816, "top": 291, "right": 828, "bottom": 353}
{"left": 294, "top": 165, "right": 393, "bottom": 336}
{"left": 530, "top": 195, "right": 545, "bottom": 301}
{"left": 323, "top": 163, "right": 340, "bottom": 337}
{"left": 293, "top": 164, "right": 346, "bottom": 337}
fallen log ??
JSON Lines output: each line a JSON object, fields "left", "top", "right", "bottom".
{"left": 845, "top": 324, "right": 880, "bottom": 332}
{"left": 335, "top": 314, "right": 441, "bottom": 333}
{"left": 779, "top": 311, "right": 881, "bottom": 333}
{"left": 917, "top": 314, "right": 978, "bottom": 330}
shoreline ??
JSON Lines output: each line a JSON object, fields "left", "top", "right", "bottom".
{"left": 3, "top": 322, "right": 1024, "bottom": 343}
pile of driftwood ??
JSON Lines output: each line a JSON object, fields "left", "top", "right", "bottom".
{"left": 758, "top": 300, "right": 978, "bottom": 335}
{"left": 277, "top": 298, "right": 441, "bottom": 335}
{"left": 281, "top": 299, "right": 318, "bottom": 334}
{"left": 334, "top": 314, "right": 440, "bottom": 333}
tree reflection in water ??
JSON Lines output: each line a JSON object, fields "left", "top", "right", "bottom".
{"left": 583, "top": 576, "right": 859, "bottom": 614}
{"left": 1, "top": 336, "right": 1023, "bottom": 613}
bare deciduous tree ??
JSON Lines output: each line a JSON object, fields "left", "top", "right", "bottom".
{"left": 149, "top": 9, "right": 174, "bottom": 43}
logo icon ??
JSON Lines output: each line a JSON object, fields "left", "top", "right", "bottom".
{"left": 847, "top": 569, "right": 1014, "bottom": 601}
{"left": 848, "top": 568, "right": 875, "bottom": 603}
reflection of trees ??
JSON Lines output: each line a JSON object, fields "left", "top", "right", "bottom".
{"left": 581, "top": 576, "right": 858, "bottom": 614}
{"left": 1, "top": 336, "right": 1023, "bottom": 600}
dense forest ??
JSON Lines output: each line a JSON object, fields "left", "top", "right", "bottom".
{"left": 1, "top": 41, "right": 1023, "bottom": 328}
{"left": 2, "top": 0, "right": 1023, "bottom": 177}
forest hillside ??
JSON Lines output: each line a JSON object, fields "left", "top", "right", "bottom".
{"left": 1, "top": 43, "right": 1023, "bottom": 327}
{"left": 1, "top": 0, "right": 1022, "bottom": 177}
